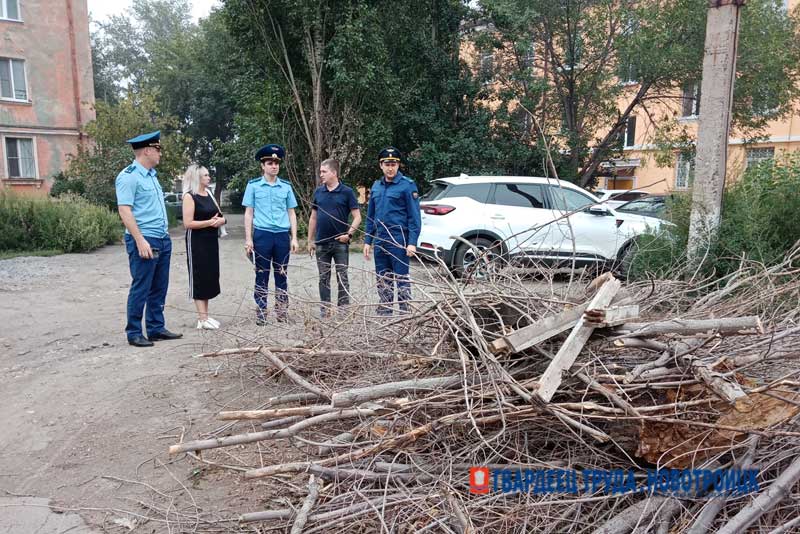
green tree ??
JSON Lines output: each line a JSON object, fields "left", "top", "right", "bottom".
{"left": 90, "top": 2, "right": 243, "bottom": 194}
{"left": 56, "top": 93, "right": 188, "bottom": 209}
{"left": 220, "top": 0, "right": 515, "bottom": 210}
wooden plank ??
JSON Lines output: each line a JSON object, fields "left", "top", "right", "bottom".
{"left": 536, "top": 278, "right": 622, "bottom": 403}
{"left": 615, "top": 316, "right": 763, "bottom": 337}
{"left": 583, "top": 305, "right": 640, "bottom": 328}
{"left": 489, "top": 303, "right": 589, "bottom": 355}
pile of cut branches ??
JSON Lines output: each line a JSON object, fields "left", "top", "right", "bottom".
{"left": 171, "top": 249, "right": 800, "bottom": 533}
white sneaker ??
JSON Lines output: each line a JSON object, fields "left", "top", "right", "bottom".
{"left": 207, "top": 317, "right": 220, "bottom": 328}
{"left": 196, "top": 319, "right": 219, "bottom": 330}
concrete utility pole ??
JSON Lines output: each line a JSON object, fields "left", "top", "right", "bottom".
{"left": 687, "top": 0, "right": 745, "bottom": 265}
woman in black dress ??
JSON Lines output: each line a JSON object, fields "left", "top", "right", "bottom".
{"left": 182, "top": 165, "right": 225, "bottom": 329}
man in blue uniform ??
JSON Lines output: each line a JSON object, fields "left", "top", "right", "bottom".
{"left": 307, "top": 159, "right": 362, "bottom": 316}
{"left": 115, "top": 130, "right": 183, "bottom": 347}
{"left": 363, "top": 147, "right": 421, "bottom": 315}
{"left": 243, "top": 144, "right": 299, "bottom": 324}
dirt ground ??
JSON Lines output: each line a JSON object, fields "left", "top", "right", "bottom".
{"left": 0, "top": 214, "right": 405, "bottom": 533}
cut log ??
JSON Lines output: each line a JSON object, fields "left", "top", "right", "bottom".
{"left": 290, "top": 475, "right": 319, "bottom": 534}
{"left": 717, "top": 453, "right": 800, "bottom": 534}
{"left": 194, "top": 346, "right": 261, "bottom": 358}
{"left": 489, "top": 303, "right": 588, "bottom": 354}
{"left": 260, "top": 416, "right": 304, "bottom": 429}
{"left": 685, "top": 438, "right": 759, "bottom": 534}
{"left": 240, "top": 494, "right": 408, "bottom": 523}
{"left": 766, "top": 516, "right": 800, "bottom": 534}
{"left": 261, "top": 348, "right": 329, "bottom": 400}
{"left": 219, "top": 405, "right": 335, "bottom": 420}
{"left": 318, "top": 432, "right": 355, "bottom": 455}
{"left": 536, "top": 278, "right": 622, "bottom": 402}
{"left": 330, "top": 375, "right": 464, "bottom": 407}
{"left": 591, "top": 496, "right": 672, "bottom": 534}
{"left": 309, "top": 464, "right": 429, "bottom": 483}
{"left": 690, "top": 361, "right": 747, "bottom": 403}
{"left": 613, "top": 338, "right": 669, "bottom": 351}
{"left": 169, "top": 408, "right": 376, "bottom": 454}
{"left": 615, "top": 316, "right": 763, "bottom": 338}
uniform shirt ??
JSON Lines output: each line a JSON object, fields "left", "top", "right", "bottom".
{"left": 115, "top": 160, "right": 168, "bottom": 238}
{"left": 242, "top": 176, "right": 298, "bottom": 232}
{"left": 311, "top": 182, "right": 359, "bottom": 244}
{"left": 364, "top": 172, "right": 421, "bottom": 248}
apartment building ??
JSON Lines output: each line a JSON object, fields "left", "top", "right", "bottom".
{"left": 0, "top": 0, "right": 95, "bottom": 193}
{"left": 463, "top": 0, "right": 799, "bottom": 194}
{"left": 616, "top": 77, "right": 800, "bottom": 194}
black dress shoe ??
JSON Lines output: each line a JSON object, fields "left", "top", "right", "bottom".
{"left": 128, "top": 335, "right": 154, "bottom": 347}
{"left": 148, "top": 330, "right": 183, "bottom": 341}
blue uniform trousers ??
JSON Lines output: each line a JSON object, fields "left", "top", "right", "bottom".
{"left": 374, "top": 244, "right": 411, "bottom": 315}
{"left": 125, "top": 234, "right": 171, "bottom": 339}
{"left": 254, "top": 229, "right": 291, "bottom": 316}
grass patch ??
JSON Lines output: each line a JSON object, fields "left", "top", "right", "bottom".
{"left": 0, "top": 248, "right": 64, "bottom": 260}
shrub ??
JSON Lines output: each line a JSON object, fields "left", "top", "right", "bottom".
{"left": 226, "top": 189, "right": 245, "bottom": 212}
{"left": 628, "top": 153, "right": 800, "bottom": 279}
{"left": 0, "top": 192, "right": 122, "bottom": 253}
{"left": 49, "top": 171, "right": 86, "bottom": 198}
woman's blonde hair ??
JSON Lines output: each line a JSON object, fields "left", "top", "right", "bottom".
{"left": 182, "top": 164, "right": 209, "bottom": 195}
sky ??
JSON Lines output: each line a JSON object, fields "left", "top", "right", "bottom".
{"left": 86, "top": 0, "right": 220, "bottom": 23}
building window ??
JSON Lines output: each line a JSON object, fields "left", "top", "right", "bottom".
{"left": 681, "top": 81, "right": 700, "bottom": 117}
{"left": 512, "top": 106, "right": 533, "bottom": 135}
{"left": 746, "top": 147, "right": 775, "bottom": 168}
{"left": 0, "top": 0, "right": 20, "bottom": 21}
{"left": 563, "top": 36, "right": 584, "bottom": 71}
{"left": 480, "top": 51, "right": 494, "bottom": 82}
{"left": 4, "top": 137, "right": 37, "bottom": 178}
{"left": 624, "top": 116, "right": 636, "bottom": 148}
{"left": 0, "top": 58, "right": 27, "bottom": 100}
{"left": 752, "top": 85, "right": 780, "bottom": 117}
{"left": 519, "top": 42, "right": 535, "bottom": 70}
{"left": 675, "top": 153, "right": 695, "bottom": 190}
{"left": 618, "top": 59, "right": 638, "bottom": 84}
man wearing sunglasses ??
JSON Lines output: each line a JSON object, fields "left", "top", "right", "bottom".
{"left": 115, "top": 130, "right": 183, "bottom": 347}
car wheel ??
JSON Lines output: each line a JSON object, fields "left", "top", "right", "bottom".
{"left": 614, "top": 241, "right": 637, "bottom": 279}
{"left": 453, "top": 237, "right": 501, "bottom": 279}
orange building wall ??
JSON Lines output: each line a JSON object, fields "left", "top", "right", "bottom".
{"left": 0, "top": 0, "right": 95, "bottom": 193}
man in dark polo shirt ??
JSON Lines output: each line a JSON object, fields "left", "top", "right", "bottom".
{"left": 307, "top": 159, "right": 362, "bottom": 316}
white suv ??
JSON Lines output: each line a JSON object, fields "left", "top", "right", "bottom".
{"left": 417, "top": 175, "right": 664, "bottom": 274}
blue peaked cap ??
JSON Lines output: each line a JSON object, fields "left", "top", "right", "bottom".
{"left": 256, "top": 144, "right": 285, "bottom": 162}
{"left": 379, "top": 146, "right": 402, "bottom": 162}
{"left": 126, "top": 130, "right": 161, "bottom": 150}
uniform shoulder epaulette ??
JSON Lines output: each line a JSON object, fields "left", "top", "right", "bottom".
{"left": 401, "top": 175, "right": 415, "bottom": 186}
{"left": 248, "top": 176, "right": 262, "bottom": 184}
{"left": 123, "top": 164, "right": 136, "bottom": 174}
{"left": 278, "top": 177, "right": 291, "bottom": 186}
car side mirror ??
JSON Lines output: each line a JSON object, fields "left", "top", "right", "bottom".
{"left": 586, "top": 205, "right": 611, "bottom": 216}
